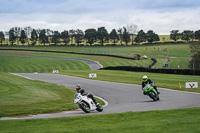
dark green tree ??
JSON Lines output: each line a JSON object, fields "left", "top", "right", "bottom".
{"left": 11, "top": 27, "right": 21, "bottom": 45}
{"left": 0, "top": 31, "right": 5, "bottom": 45}
{"left": 19, "top": 30, "right": 27, "bottom": 45}
{"left": 39, "top": 29, "right": 48, "bottom": 45}
{"left": 189, "top": 41, "right": 200, "bottom": 70}
{"left": 134, "top": 30, "right": 146, "bottom": 44}
{"left": 146, "top": 30, "right": 159, "bottom": 43}
{"left": 181, "top": 30, "right": 194, "bottom": 42}
{"left": 61, "top": 30, "right": 70, "bottom": 46}
{"left": 170, "top": 30, "right": 180, "bottom": 42}
{"left": 110, "top": 29, "right": 119, "bottom": 45}
{"left": 194, "top": 30, "right": 200, "bottom": 40}
{"left": 154, "top": 34, "right": 160, "bottom": 42}
{"left": 97, "top": 27, "right": 109, "bottom": 46}
{"left": 122, "top": 27, "right": 130, "bottom": 45}
{"left": 31, "top": 29, "right": 38, "bottom": 45}
{"left": 74, "top": 29, "right": 84, "bottom": 46}
{"left": 9, "top": 29, "right": 16, "bottom": 45}
{"left": 52, "top": 31, "right": 61, "bottom": 45}
{"left": 84, "top": 28, "right": 97, "bottom": 46}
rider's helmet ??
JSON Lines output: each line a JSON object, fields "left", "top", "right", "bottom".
{"left": 76, "top": 84, "right": 81, "bottom": 92}
{"left": 143, "top": 75, "right": 148, "bottom": 82}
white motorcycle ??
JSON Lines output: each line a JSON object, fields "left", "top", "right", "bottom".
{"left": 74, "top": 93, "right": 103, "bottom": 113}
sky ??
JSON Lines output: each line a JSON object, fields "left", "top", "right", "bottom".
{"left": 0, "top": 0, "right": 200, "bottom": 35}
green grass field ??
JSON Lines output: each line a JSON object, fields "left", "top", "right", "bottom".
{"left": 0, "top": 45, "right": 199, "bottom": 133}
{"left": 0, "top": 49, "right": 199, "bottom": 117}
{"left": 0, "top": 107, "right": 199, "bottom": 133}
{"left": 0, "top": 43, "right": 191, "bottom": 57}
{"left": 0, "top": 50, "right": 153, "bottom": 69}
{"left": 0, "top": 72, "right": 78, "bottom": 117}
{"left": 0, "top": 49, "right": 198, "bottom": 92}
{"left": 0, "top": 43, "right": 192, "bottom": 69}
{"left": 0, "top": 48, "right": 199, "bottom": 117}
{"left": 0, "top": 54, "right": 90, "bottom": 73}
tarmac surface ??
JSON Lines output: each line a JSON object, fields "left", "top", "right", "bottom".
{"left": 1, "top": 73, "right": 200, "bottom": 120}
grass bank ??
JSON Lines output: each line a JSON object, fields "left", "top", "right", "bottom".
{"left": 0, "top": 107, "right": 199, "bottom": 133}
{"left": 0, "top": 50, "right": 152, "bottom": 69}
{"left": 0, "top": 73, "right": 78, "bottom": 117}
{"left": 0, "top": 72, "right": 104, "bottom": 117}
{"left": 0, "top": 54, "right": 90, "bottom": 73}
{"left": 0, "top": 43, "right": 191, "bottom": 69}
{"left": 0, "top": 43, "right": 191, "bottom": 58}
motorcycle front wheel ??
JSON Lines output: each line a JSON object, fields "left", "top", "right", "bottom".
{"left": 149, "top": 92, "right": 157, "bottom": 101}
{"left": 79, "top": 101, "right": 90, "bottom": 113}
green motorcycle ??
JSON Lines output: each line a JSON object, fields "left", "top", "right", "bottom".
{"left": 144, "top": 84, "right": 160, "bottom": 101}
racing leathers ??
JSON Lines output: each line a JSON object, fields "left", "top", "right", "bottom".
{"left": 142, "top": 79, "right": 159, "bottom": 94}
{"left": 77, "top": 88, "right": 98, "bottom": 105}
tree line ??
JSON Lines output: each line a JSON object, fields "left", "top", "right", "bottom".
{"left": 0, "top": 25, "right": 200, "bottom": 46}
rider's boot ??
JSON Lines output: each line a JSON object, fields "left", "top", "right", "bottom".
{"left": 154, "top": 86, "right": 160, "bottom": 94}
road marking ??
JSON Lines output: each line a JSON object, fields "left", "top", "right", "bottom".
{"left": 11, "top": 73, "right": 35, "bottom": 80}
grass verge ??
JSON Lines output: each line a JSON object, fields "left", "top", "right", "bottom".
{"left": 0, "top": 73, "right": 78, "bottom": 117}
{"left": 60, "top": 70, "right": 200, "bottom": 93}
{"left": 0, "top": 72, "right": 105, "bottom": 117}
{"left": 0, "top": 55, "right": 90, "bottom": 73}
{"left": 0, "top": 107, "right": 199, "bottom": 133}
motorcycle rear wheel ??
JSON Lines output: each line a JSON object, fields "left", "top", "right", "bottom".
{"left": 96, "top": 104, "right": 103, "bottom": 112}
{"left": 157, "top": 95, "right": 160, "bottom": 100}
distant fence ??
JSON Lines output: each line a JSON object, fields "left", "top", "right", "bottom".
{"left": 0, "top": 48, "right": 135, "bottom": 60}
{"left": 0, "top": 41, "right": 189, "bottom": 47}
{"left": 100, "top": 66, "right": 200, "bottom": 75}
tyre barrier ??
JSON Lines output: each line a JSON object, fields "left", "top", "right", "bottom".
{"left": 100, "top": 66, "right": 200, "bottom": 75}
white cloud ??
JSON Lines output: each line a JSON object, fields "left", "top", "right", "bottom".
{"left": 0, "top": 0, "right": 200, "bottom": 34}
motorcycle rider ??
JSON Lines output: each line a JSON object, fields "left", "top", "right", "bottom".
{"left": 142, "top": 75, "right": 160, "bottom": 95}
{"left": 76, "top": 84, "right": 99, "bottom": 106}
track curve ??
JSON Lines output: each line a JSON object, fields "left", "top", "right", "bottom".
{"left": 0, "top": 53, "right": 103, "bottom": 70}
{"left": 1, "top": 73, "right": 200, "bottom": 120}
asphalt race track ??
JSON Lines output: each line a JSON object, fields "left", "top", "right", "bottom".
{"left": 1, "top": 73, "right": 200, "bottom": 120}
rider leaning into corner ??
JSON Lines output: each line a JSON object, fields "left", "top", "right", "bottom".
{"left": 142, "top": 75, "right": 160, "bottom": 95}
{"left": 76, "top": 84, "right": 99, "bottom": 106}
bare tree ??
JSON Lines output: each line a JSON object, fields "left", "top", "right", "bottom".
{"left": 24, "top": 26, "right": 33, "bottom": 45}
{"left": 117, "top": 28, "right": 123, "bottom": 45}
{"left": 126, "top": 24, "right": 138, "bottom": 45}
{"left": 24, "top": 26, "right": 32, "bottom": 38}
{"left": 69, "top": 29, "right": 75, "bottom": 45}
